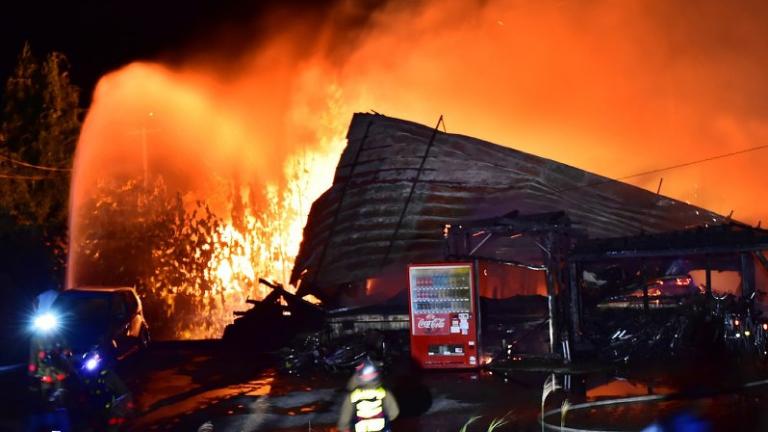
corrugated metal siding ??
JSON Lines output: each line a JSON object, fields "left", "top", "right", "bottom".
{"left": 292, "top": 113, "right": 725, "bottom": 296}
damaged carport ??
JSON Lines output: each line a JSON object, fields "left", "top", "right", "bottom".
{"left": 453, "top": 214, "right": 768, "bottom": 365}
{"left": 566, "top": 223, "right": 768, "bottom": 362}
{"left": 289, "top": 112, "right": 750, "bottom": 365}
{"left": 444, "top": 210, "right": 581, "bottom": 357}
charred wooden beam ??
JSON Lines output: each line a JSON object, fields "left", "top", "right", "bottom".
{"left": 542, "top": 232, "right": 560, "bottom": 354}
{"left": 573, "top": 243, "right": 768, "bottom": 262}
{"left": 741, "top": 252, "right": 756, "bottom": 300}
{"left": 572, "top": 223, "right": 768, "bottom": 262}
{"left": 568, "top": 261, "right": 581, "bottom": 343}
{"left": 705, "top": 256, "right": 712, "bottom": 300}
{"left": 756, "top": 251, "right": 768, "bottom": 273}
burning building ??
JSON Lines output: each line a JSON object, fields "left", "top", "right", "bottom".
{"left": 292, "top": 112, "right": 727, "bottom": 305}
{"left": 291, "top": 113, "right": 768, "bottom": 363}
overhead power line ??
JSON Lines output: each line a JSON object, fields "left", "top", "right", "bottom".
{"left": 616, "top": 143, "right": 768, "bottom": 182}
{"left": 559, "top": 142, "right": 768, "bottom": 193}
{"left": 0, "top": 153, "right": 71, "bottom": 172}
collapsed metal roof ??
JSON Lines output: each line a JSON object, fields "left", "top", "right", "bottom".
{"left": 292, "top": 113, "right": 726, "bottom": 299}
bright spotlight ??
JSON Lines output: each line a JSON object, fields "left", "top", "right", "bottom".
{"left": 84, "top": 356, "right": 100, "bottom": 371}
{"left": 33, "top": 312, "right": 59, "bottom": 333}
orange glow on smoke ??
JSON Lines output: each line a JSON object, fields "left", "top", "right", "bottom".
{"left": 69, "top": 63, "right": 345, "bottom": 338}
{"left": 70, "top": 0, "right": 768, "bottom": 338}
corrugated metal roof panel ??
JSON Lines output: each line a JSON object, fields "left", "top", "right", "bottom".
{"left": 292, "top": 113, "right": 725, "bottom": 298}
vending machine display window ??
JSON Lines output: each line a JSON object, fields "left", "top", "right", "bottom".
{"left": 408, "top": 263, "right": 480, "bottom": 369}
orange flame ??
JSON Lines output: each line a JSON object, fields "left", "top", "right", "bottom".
{"left": 69, "top": 0, "right": 768, "bottom": 338}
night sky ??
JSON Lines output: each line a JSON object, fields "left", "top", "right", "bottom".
{"left": 0, "top": 0, "right": 336, "bottom": 102}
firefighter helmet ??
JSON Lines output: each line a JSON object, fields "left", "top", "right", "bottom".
{"left": 355, "top": 358, "right": 380, "bottom": 384}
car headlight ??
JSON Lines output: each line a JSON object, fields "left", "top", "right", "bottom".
{"left": 33, "top": 312, "right": 59, "bottom": 333}
{"left": 83, "top": 353, "right": 101, "bottom": 371}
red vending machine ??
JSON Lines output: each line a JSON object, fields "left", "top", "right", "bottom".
{"left": 408, "top": 262, "right": 480, "bottom": 369}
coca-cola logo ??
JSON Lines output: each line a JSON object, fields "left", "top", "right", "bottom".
{"left": 417, "top": 314, "right": 446, "bottom": 329}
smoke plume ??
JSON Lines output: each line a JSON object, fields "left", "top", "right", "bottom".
{"left": 69, "top": 0, "right": 768, "bottom": 335}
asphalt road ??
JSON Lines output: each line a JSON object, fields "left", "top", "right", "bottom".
{"left": 119, "top": 341, "right": 546, "bottom": 431}
{"left": 0, "top": 340, "right": 547, "bottom": 431}
{"left": 5, "top": 341, "right": 768, "bottom": 431}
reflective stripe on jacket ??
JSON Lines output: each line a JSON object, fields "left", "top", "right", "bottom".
{"left": 352, "top": 387, "right": 386, "bottom": 431}
{"left": 338, "top": 386, "right": 399, "bottom": 432}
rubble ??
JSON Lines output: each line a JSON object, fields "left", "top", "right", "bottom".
{"left": 221, "top": 278, "right": 325, "bottom": 350}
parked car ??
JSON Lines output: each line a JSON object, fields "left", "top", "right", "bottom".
{"left": 37, "top": 287, "right": 150, "bottom": 360}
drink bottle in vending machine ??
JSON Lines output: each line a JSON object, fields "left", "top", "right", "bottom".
{"left": 407, "top": 262, "right": 480, "bottom": 369}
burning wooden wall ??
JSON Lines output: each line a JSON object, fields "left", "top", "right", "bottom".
{"left": 292, "top": 113, "right": 726, "bottom": 302}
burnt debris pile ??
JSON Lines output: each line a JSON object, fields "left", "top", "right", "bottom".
{"left": 222, "top": 278, "right": 325, "bottom": 350}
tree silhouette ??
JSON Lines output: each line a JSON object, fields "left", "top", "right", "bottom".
{"left": 0, "top": 42, "right": 82, "bottom": 278}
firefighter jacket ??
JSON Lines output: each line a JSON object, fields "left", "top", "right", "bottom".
{"left": 337, "top": 385, "right": 399, "bottom": 432}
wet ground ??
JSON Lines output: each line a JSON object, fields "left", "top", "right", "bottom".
{"left": 121, "top": 342, "right": 545, "bottom": 432}
{"left": 4, "top": 342, "right": 768, "bottom": 431}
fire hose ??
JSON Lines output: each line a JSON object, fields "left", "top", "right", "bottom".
{"left": 539, "top": 378, "right": 768, "bottom": 432}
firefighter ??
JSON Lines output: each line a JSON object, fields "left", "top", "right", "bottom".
{"left": 25, "top": 290, "right": 73, "bottom": 432}
{"left": 338, "top": 358, "right": 399, "bottom": 432}
{"left": 28, "top": 289, "right": 67, "bottom": 400}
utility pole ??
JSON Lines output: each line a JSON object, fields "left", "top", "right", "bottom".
{"left": 127, "top": 112, "right": 160, "bottom": 189}
{"left": 140, "top": 126, "right": 149, "bottom": 189}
